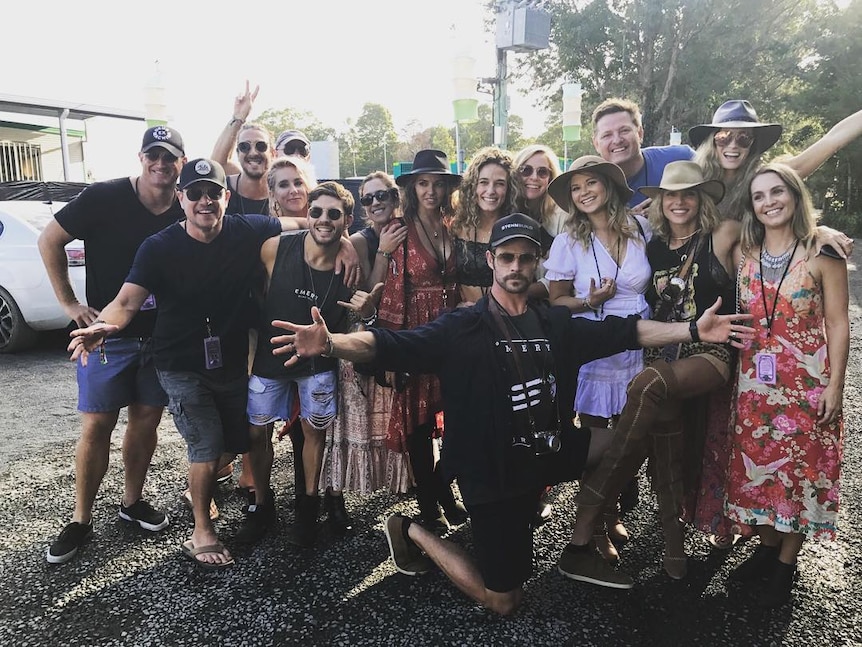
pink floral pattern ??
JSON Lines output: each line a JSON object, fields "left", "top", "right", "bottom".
{"left": 724, "top": 256, "right": 843, "bottom": 539}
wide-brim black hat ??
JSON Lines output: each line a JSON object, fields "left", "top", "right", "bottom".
{"left": 395, "top": 149, "right": 462, "bottom": 187}
{"left": 688, "top": 100, "right": 783, "bottom": 154}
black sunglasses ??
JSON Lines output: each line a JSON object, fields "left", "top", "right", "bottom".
{"left": 359, "top": 188, "right": 398, "bottom": 207}
{"left": 309, "top": 206, "right": 343, "bottom": 220}
{"left": 237, "top": 140, "right": 268, "bottom": 154}
{"left": 185, "top": 185, "right": 224, "bottom": 201}
{"left": 492, "top": 251, "right": 538, "bottom": 265}
{"left": 713, "top": 130, "right": 754, "bottom": 149}
{"left": 518, "top": 164, "right": 551, "bottom": 180}
{"left": 283, "top": 142, "right": 309, "bottom": 157}
{"left": 144, "top": 149, "right": 178, "bottom": 164}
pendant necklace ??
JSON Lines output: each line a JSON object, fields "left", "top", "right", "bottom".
{"left": 307, "top": 262, "right": 336, "bottom": 311}
{"left": 415, "top": 213, "right": 450, "bottom": 308}
{"left": 589, "top": 233, "right": 621, "bottom": 320}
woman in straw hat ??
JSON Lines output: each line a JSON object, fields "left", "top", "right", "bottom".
{"left": 377, "top": 150, "right": 467, "bottom": 530}
{"left": 723, "top": 163, "right": 847, "bottom": 608}
{"left": 557, "top": 161, "right": 745, "bottom": 587}
{"left": 543, "top": 154, "right": 651, "bottom": 561}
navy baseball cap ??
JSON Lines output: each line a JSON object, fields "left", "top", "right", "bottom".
{"left": 489, "top": 213, "right": 542, "bottom": 249}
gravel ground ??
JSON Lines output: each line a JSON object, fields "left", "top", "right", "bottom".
{"left": 1, "top": 258, "right": 860, "bottom": 646}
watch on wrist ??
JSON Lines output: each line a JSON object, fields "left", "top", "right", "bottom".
{"left": 229, "top": 116, "right": 244, "bottom": 127}
{"left": 689, "top": 320, "right": 700, "bottom": 342}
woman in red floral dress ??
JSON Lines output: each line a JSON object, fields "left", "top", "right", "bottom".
{"left": 724, "top": 163, "right": 848, "bottom": 608}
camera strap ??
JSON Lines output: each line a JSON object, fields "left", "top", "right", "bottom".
{"left": 654, "top": 233, "right": 703, "bottom": 322}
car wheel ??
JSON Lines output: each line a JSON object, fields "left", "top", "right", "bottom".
{"left": 0, "top": 286, "right": 39, "bottom": 353}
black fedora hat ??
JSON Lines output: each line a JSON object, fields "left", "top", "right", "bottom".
{"left": 395, "top": 149, "right": 462, "bottom": 187}
{"left": 688, "top": 100, "right": 782, "bottom": 154}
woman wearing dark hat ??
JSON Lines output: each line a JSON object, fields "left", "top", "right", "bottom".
{"left": 544, "top": 155, "right": 652, "bottom": 561}
{"left": 450, "top": 146, "right": 519, "bottom": 305}
{"left": 558, "top": 161, "right": 745, "bottom": 586}
{"left": 691, "top": 99, "right": 862, "bottom": 223}
{"left": 378, "top": 149, "right": 466, "bottom": 529}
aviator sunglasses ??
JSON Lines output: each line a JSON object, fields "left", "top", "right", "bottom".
{"left": 309, "top": 206, "right": 344, "bottom": 220}
{"left": 713, "top": 130, "right": 754, "bottom": 149}
{"left": 518, "top": 164, "right": 552, "bottom": 180}
{"left": 237, "top": 140, "right": 269, "bottom": 154}
{"left": 492, "top": 251, "right": 538, "bottom": 265}
{"left": 359, "top": 188, "right": 398, "bottom": 207}
{"left": 144, "top": 149, "right": 178, "bottom": 164}
{"left": 185, "top": 185, "right": 224, "bottom": 201}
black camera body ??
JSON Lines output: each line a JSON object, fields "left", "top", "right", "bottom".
{"left": 531, "top": 429, "right": 562, "bottom": 456}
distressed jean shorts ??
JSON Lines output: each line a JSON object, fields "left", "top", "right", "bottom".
{"left": 247, "top": 371, "right": 337, "bottom": 431}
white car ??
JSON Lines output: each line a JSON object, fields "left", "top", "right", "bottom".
{"left": 0, "top": 200, "right": 86, "bottom": 353}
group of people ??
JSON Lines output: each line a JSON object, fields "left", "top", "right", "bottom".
{"left": 38, "top": 85, "right": 858, "bottom": 616}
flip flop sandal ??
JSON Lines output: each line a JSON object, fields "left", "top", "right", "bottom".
{"left": 181, "top": 540, "right": 235, "bottom": 570}
{"left": 216, "top": 463, "right": 234, "bottom": 484}
{"left": 181, "top": 489, "right": 220, "bottom": 521}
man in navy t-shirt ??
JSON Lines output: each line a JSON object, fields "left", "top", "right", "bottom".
{"left": 591, "top": 98, "right": 693, "bottom": 211}
{"left": 68, "top": 158, "right": 294, "bottom": 570}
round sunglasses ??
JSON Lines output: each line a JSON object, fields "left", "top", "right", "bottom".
{"left": 237, "top": 141, "right": 269, "bottom": 154}
{"left": 518, "top": 164, "right": 552, "bottom": 180}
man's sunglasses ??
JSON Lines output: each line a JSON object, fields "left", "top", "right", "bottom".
{"left": 237, "top": 141, "right": 269, "bottom": 154}
{"left": 359, "top": 188, "right": 398, "bottom": 207}
{"left": 144, "top": 149, "right": 178, "bottom": 164}
{"left": 518, "top": 164, "right": 551, "bottom": 180}
{"left": 492, "top": 251, "right": 538, "bottom": 265}
{"left": 185, "top": 185, "right": 224, "bottom": 201}
{"left": 309, "top": 206, "right": 343, "bottom": 220}
{"left": 283, "top": 142, "right": 309, "bottom": 157}
{"left": 713, "top": 130, "right": 754, "bottom": 149}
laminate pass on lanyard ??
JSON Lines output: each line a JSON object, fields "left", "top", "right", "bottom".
{"left": 203, "top": 317, "right": 223, "bottom": 370}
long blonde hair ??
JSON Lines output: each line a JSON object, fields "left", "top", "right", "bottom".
{"left": 742, "top": 163, "right": 817, "bottom": 252}
{"left": 693, "top": 135, "right": 760, "bottom": 222}
{"left": 562, "top": 171, "right": 640, "bottom": 248}
{"left": 513, "top": 144, "right": 562, "bottom": 225}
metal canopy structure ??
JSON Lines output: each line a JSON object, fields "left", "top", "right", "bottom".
{"left": 0, "top": 93, "right": 145, "bottom": 180}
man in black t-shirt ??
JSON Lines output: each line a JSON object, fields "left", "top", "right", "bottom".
{"left": 245, "top": 181, "right": 380, "bottom": 547}
{"left": 68, "top": 158, "right": 296, "bottom": 570}
{"left": 38, "top": 125, "right": 187, "bottom": 565}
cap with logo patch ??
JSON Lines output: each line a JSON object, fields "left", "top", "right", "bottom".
{"left": 141, "top": 126, "right": 185, "bottom": 158}
{"left": 179, "top": 158, "right": 227, "bottom": 190}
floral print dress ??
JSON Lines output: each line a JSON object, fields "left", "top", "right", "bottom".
{"left": 724, "top": 254, "right": 842, "bottom": 539}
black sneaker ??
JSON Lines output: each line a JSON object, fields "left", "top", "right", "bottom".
{"left": 46, "top": 522, "right": 93, "bottom": 564}
{"left": 384, "top": 514, "right": 433, "bottom": 576}
{"left": 119, "top": 499, "right": 169, "bottom": 532}
{"left": 557, "top": 543, "right": 634, "bottom": 589}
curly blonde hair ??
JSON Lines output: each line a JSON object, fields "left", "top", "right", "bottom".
{"left": 449, "top": 146, "right": 518, "bottom": 236}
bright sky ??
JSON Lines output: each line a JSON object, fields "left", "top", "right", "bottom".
{"left": 5, "top": 0, "right": 551, "bottom": 179}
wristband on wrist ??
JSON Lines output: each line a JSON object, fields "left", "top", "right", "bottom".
{"left": 584, "top": 295, "right": 596, "bottom": 312}
{"left": 321, "top": 333, "right": 335, "bottom": 358}
{"left": 361, "top": 307, "right": 378, "bottom": 326}
{"left": 689, "top": 320, "right": 700, "bottom": 342}
{"left": 229, "top": 116, "right": 244, "bottom": 126}
{"left": 376, "top": 250, "right": 392, "bottom": 259}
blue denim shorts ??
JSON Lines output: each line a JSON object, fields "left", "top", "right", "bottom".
{"left": 157, "top": 369, "right": 250, "bottom": 463}
{"left": 77, "top": 337, "right": 167, "bottom": 413}
{"left": 247, "top": 371, "right": 337, "bottom": 430}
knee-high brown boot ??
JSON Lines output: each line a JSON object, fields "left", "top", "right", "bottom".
{"left": 649, "top": 405, "right": 688, "bottom": 579}
{"left": 577, "top": 361, "right": 678, "bottom": 512}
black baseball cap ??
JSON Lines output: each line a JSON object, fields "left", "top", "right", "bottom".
{"left": 489, "top": 213, "right": 542, "bottom": 249}
{"left": 179, "top": 158, "right": 227, "bottom": 190}
{"left": 141, "top": 125, "right": 185, "bottom": 158}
